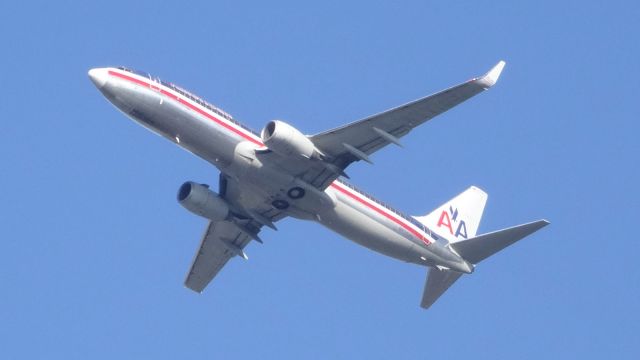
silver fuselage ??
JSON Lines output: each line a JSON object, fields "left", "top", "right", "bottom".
{"left": 90, "top": 67, "right": 472, "bottom": 273}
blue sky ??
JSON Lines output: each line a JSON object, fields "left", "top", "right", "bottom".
{"left": 1, "top": 1, "right": 638, "bottom": 358}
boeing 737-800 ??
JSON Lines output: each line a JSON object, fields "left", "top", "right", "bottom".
{"left": 88, "top": 61, "right": 548, "bottom": 309}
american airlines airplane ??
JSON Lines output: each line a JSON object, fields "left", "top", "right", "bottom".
{"left": 88, "top": 61, "right": 548, "bottom": 309}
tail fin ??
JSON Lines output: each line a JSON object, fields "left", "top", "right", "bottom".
{"left": 414, "top": 186, "right": 488, "bottom": 243}
{"left": 451, "top": 220, "right": 550, "bottom": 264}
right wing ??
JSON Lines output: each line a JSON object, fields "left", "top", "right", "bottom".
{"left": 254, "top": 61, "right": 505, "bottom": 192}
{"left": 310, "top": 61, "right": 506, "bottom": 172}
{"left": 184, "top": 220, "right": 261, "bottom": 292}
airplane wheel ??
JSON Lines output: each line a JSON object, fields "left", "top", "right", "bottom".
{"left": 287, "top": 187, "right": 305, "bottom": 199}
{"left": 272, "top": 200, "right": 289, "bottom": 210}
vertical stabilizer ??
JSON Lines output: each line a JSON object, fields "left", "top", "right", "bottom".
{"left": 414, "top": 186, "right": 488, "bottom": 243}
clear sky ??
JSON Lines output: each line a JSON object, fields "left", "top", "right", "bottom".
{"left": 1, "top": 1, "right": 638, "bottom": 358}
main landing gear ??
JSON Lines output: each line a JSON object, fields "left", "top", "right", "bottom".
{"left": 271, "top": 186, "right": 306, "bottom": 210}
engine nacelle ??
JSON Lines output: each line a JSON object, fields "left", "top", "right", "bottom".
{"left": 177, "top": 181, "right": 229, "bottom": 221}
{"left": 261, "top": 120, "right": 316, "bottom": 158}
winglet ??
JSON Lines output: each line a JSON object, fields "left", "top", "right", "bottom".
{"left": 477, "top": 60, "right": 506, "bottom": 89}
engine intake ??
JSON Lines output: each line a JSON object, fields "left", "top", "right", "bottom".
{"left": 177, "top": 181, "right": 229, "bottom": 221}
{"left": 261, "top": 120, "right": 316, "bottom": 158}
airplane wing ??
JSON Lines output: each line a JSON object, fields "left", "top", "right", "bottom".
{"left": 185, "top": 174, "right": 287, "bottom": 292}
{"left": 310, "top": 61, "right": 505, "bottom": 172}
{"left": 185, "top": 220, "right": 260, "bottom": 292}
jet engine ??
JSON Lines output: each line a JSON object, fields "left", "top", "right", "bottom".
{"left": 260, "top": 120, "right": 317, "bottom": 158}
{"left": 177, "top": 181, "right": 229, "bottom": 221}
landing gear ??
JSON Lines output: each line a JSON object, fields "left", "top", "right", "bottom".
{"left": 273, "top": 186, "right": 304, "bottom": 210}
{"left": 287, "top": 187, "right": 305, "bottom": 199}
{"left": 272, "top": 199, "right": 289, "bottom": 210}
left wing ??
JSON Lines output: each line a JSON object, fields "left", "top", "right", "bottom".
{"left": 185, "top": 220, "right": 259, "bottom": 292}
{"left": 185, "top": 174, "right": 287, "bottom": 292}
{"left": 310, "top": 61, "right": 505, "bottom": 172}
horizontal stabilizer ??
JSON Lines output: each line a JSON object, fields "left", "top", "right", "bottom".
{"left": 451, "top": 220, "right": 550, "bottom": 264}
{"left": 421, "top": 268, "right": 463, "bottom": 309}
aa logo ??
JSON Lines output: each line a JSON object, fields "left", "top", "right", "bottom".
{"left": 437, "top": 206, "right": 468, "bottom": 239}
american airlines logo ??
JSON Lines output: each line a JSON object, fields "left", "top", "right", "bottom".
{"left": 437, "top": 206, "right": 468, "bottom": 239}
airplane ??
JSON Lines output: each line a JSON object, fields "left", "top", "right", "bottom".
{"left": 88, "top": 60, "right": 549, "bottom": 309}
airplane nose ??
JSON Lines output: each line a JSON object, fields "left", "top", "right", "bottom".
{"left": 88, "top": 68, "right": 108, "bottom": 88}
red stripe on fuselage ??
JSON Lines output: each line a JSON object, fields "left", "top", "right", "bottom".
{"left": 107, "top": 69, "right": 429, "bottom": 245}
{"left": 107, "top": 70, "right": 263, "bottom": 146}
{"left": 330, "top": 182, "right": 431, "bottom": 245}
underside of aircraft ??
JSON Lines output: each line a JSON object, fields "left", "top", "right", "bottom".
{"left": 89, "top": 60, "right": 549, "bottom": 309}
